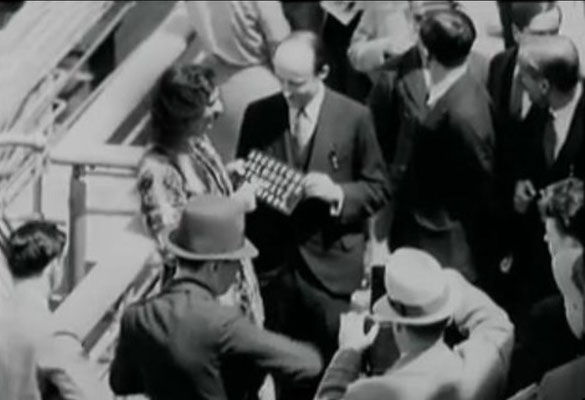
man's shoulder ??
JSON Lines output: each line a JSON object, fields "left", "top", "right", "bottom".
{"left": 324, "top": 88, "right": 369, "bottom": 118}
{"left": 0, "top": 302, "right": 53, "bottom": 350}
{"left": 540, "top": 356, "right": 585, "bottom": 399}
{"left": 246, "top": 92, "right": 286, "bottom": 113}
{"left": 489, "top": 47, "right": 518, "bottom": 74}
{"left": 348, "top": 372, "right": 457, "bottom": 400}
{"left": 121, "top": 288, "right": 239, "bottom": 337}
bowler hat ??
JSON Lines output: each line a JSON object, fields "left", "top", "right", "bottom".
{"left": 163, "top": 195, "right": 258, "bottom": 260}
{"left": 373, "top": 248, "right": 458, "bottom": 325}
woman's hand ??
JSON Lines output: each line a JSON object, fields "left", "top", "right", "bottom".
{"left": 233, "top": 179, "right": 259, "bottom": 212}
{"left": 226, "top": 159, "right": 247, "bottom": 179}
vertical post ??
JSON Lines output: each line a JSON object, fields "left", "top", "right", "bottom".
{"left": 32, "top": 175, "right": 43, "bottom": 218}
{"left": 66, "top": 164, "right": 88, "bottom": 293}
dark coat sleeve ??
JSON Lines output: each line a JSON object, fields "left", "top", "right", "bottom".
{"left": 109, "top": 311, "right": 144, "bottom": 395}
{"left": 338, "top": 108, "right": 391, "bottom": 225}
{"left": 314, "top": 349, "right": 363, "bottom": 400}
{"left": 237, "top": 103, "right": 255, "bottom": 159}
{"left": 219, "top": 312, "right": 323, "bottom": 385}
{"left": 367, "top": 72, "right": 400, "bottom": 166}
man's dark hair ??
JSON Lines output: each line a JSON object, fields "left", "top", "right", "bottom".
{"left": 419, "top": 9, "right": 476, "bottom": 68}
{"left": 150, "top": 64, "right": 216, "bottom": 146}
{"left": 510, "top": 1, "right": 560, "bottom": 31}
{"left": 7, "top": 221, "right": 66, "bottom": 279}
{"left": 520, "top": 35, "right": 580, "bottom": 93}
{"left": 276, "top": 30, "right": 328, "bottom": 74}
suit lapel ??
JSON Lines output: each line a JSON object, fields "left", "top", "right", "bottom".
{"left": 307, "top": 89, "right": 335, "bottom": 172}
{"left": 553, "top": 92, "right": 585, "bottom": 174}
{"left": 400, "top": 49, "right": 428, "bottom": 110}
{"left": 264, "top": 95, "right": 290, "bottom": 164}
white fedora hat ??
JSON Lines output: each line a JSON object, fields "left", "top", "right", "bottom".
{"left": 373, "top": 248, "right": 458, "bottom": 325}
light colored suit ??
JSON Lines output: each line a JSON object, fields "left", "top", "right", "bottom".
{"left": 350, "top": 341, "right": 462, "bottom": 400}
{"left": 316, "top": 270, "right": 514, "bottom": 400}
{"left": 318, "top": 341, "right": 462, "bottom": 400}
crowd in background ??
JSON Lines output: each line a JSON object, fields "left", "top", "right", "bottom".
{"left": 0, "top": 1, "right": 584, "bottom": 400}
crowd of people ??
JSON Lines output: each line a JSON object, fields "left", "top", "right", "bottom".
{"left": 0, "top": 1, "right": 584, "bottom": 400}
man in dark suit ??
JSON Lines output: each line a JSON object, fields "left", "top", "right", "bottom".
{"left": 487, "top": 2, "right": 562, "bottom": 262}
{"left": 109, "top": 196, "right": 323, "bottom": 400}
{"left": 511, "top": 35, "right": 585, "bottom": 317}
{"left": 367, "top": 1, "right": 489, "bottom": 261}
{"left": 390, "top": 9, "right": 498, "bottom": 288}
{"left": 237, "top": 31, "right": 390, "bottom": 397}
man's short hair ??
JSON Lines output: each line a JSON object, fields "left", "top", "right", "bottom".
{"left": 510, "top": 1, "right": 560, "bottom": 31}
{"left": 7, "top": 221, "right": 66, "bottom": 279}
{"left": 275, "top": 31, "right": 328, "bottom": 74}
{"left": 419, "top": 9, "right": 476, "bottom": 68}
{"left": 520, "top": 35, "right": 580, "bottom": 93}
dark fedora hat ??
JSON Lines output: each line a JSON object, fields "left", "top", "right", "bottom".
{"left": 162, "top": 195, "right": 258, "bottom": 260}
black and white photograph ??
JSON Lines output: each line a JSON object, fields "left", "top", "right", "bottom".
{"left": 0, "top": 1, "right": 584, "bottom": 399}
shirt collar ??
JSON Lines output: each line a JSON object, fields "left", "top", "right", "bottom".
{"left": 426, "top": 62, "right": 468, "bottom": 107}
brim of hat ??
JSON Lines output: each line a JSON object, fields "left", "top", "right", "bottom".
{"left": 162, "top": 226, "right": 258, "bottom": 261}
{"left": 372, "top": 271, "right": 460, "bottom": 326}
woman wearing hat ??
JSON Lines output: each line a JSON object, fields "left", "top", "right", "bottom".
{"left": 137, "top": 64, "right": 263, "bottom": 326}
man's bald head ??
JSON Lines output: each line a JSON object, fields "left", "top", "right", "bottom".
{"left": 273, "top": 31, "right": 328, "bottom": 75}
{"left": 272, "top": 31, "right": 329, "bottom": 109}
{"left": 519, "top": 35, "right": 580, "bottom": 93}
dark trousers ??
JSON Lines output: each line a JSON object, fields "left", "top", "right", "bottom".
{"left": 260, "top": 258, "right": 351, "bottom": 400}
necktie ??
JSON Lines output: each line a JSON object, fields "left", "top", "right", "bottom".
{"left": 292, "top": 108, "right": 310, "bottom": 153}
{"left": 543, "top": 112, "right": 557, "bottom": 168}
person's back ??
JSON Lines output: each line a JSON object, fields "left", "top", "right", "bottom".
{"left": 110, "top": 196, "right": 323, "bottom": 400}
{"left": 113, "top": 280, "right": 266, "bottom": 399}
{"left": 345, "top": 340, "right": 463, "bottom": 400}
{"left": 0, "top": 221, "right": 108, "bottom": 400}
{"left": 0, "top": 299, "right": 41, "bottom": 400}
{"left": 185, "top": 1, "right": 290, "bottom": 68}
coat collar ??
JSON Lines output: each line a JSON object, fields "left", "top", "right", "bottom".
{"left": 553, "top": 84, "right": 585, "bottom": 169}
{"left": 398, "top": 47, "right": 429, "bottom": 110}
{"left": 389, "top": 340, "right": 458, "bottom": 375}
{"left": 164, "top": 275, "right": 217, "bottom": 299}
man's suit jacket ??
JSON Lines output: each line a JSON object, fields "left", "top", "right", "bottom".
{"left": 487, "top": 47, "right": 518, "bottom": 123}
{"left": 517, "top": 91, "right": 585, "bottom": 189}
{"left": 317, "top": 341, "right": 463, "bottom": 400}
{"left": 368, "top": 47, "right": 491, "bottom": 245}
{"left": 109, "top": 277, "right": 323, "bottom": 400}
{"left": 316, "top": 269, "right": 514, "bottom": 400}
{"left": 237, "top": 88, "right": 390, "bottom": 295}
{"left": 370, "top": 46, "right": 489, "bottom": 183}
{"left": 512, "top": 88, "right": 585, "bottom": 300}
{"left": 537, "top": 356, "right": 585, "bottom": 400}
{"left": 393, "top": 71, "right": 498, "bottom": 283}
{"left": 486, "top": 47, "right": 524, "bottom": 259}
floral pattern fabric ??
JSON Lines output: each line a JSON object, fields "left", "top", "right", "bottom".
{"left": 136, "top": 134, "right": 264, "bottom": 326}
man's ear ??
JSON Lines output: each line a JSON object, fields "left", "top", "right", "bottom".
{"left": 317, "top": 64, "right": 330, "bottom": 81}
{"left": 512, "top": 25, "right": 521, "bottom": 45}
{"left": 540, "top": 79, "right": 550, "bottom": 95}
